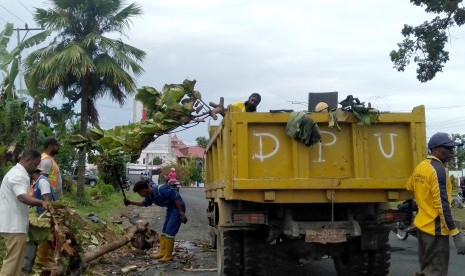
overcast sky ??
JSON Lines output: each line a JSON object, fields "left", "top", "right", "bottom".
{"left": 2, "top": 0, "right": 465, "bottom": 144}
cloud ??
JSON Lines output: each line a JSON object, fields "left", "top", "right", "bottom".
{"left": 2, "top": 0, "right": 465, "bottom": 144}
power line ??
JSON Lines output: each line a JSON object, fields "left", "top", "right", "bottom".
{"left": 17, "top": 0, "right": 34, "bottom": 16}
{"left": 0, "top": 3, "right": 28, "bottom": 24}
{"left": 0, "top": 16, "right": 7, "bottom": 23}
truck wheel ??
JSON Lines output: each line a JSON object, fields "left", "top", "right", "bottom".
{"left": 366, "top": 232, "right": 391, "bottom": 276}
{"left": 243, "top": 230, "right": 266, "bottom": 276}
{"left": 333, "top": 238, "right": 368, "bottom": 276}
{"left": 217, "top": 230, "right": 241, "bottom": 276}
{"left": 89, "top": 180, "right": 97, "bottom": 187}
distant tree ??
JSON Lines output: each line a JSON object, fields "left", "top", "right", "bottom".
{"left": 195, "top": 136, "right": 208, "bottom": 148}
{"left": 152, "top": 156, "right": 162, "bottom": 165}
{"left": 54, "top": 120, "right": 80, "bottom": 174}
{"left": 390, "top": 0, "right": 465, "bottom": 82}
{"left": 186, "top": 157, "right": 203, "bottom": 183}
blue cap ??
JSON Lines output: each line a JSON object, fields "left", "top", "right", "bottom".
{"left": 428, "top": 132, "right": 463, "bottom": 149}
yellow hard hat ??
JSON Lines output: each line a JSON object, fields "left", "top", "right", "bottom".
{"left": 315, "top": 102, "right": 329, "bottom": 112}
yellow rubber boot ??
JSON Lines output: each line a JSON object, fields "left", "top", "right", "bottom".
{"left": 153, "top": 235, "right": 166, "bottom": 259}
{"left": 159, "top": 237, "right": 174, "bottom": 262}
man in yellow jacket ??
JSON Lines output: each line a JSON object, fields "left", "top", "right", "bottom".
{"left": 232, "top": 93, "right": 261, "bottom": 112}
{"left": 407, "top": 132, "right": 465, "bottom": 275}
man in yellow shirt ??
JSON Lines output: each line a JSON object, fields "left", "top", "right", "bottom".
{"left": 232, "top": 93, "right": 261, "bottom": 112}
{"left": 406, "top": 132, "right": 465, "bottom": 275}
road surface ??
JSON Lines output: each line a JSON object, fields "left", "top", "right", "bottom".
{"left": 139, "top": 187, "right": 465, "bottom": 275}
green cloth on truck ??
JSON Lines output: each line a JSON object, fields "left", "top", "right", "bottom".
{"left": 286, "top": 112, "right": 321, "bottom": 146}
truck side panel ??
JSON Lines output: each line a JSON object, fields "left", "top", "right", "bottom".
{"left": 205, "top": 106, "right": 426, "bottom": 204}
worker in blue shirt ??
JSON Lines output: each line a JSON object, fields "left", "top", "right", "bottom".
{"left": 124, "top": 179, "right": 187, "bottom": 262}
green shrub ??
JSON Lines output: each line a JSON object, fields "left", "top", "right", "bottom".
{"left": 97, "top": 181, "right": 116, "bottom": 198}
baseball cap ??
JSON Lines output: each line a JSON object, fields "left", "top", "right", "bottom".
{"left": 428, "top": 132, "right": 464, "bottom": 149}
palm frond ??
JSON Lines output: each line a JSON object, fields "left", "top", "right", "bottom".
{"left": 111, "top": 2, "right": 143, "bottom": 30}
{"left": 10, "top": 29, "right": 53, "bottom": 58}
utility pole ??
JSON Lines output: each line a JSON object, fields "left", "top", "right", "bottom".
{"left": 15, "top": 24, "right": 43, "bottom": 92}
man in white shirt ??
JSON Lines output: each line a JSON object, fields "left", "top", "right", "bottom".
{"left": 0, "top": 149, "right": 48, "bottom": 276}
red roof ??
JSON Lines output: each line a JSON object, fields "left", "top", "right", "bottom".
{"left": 171, "top": 134, "right": 187, "bottom": 149}
{"left": 187, "top": 146, "right": 205, "bottom": 158}
{"left": 172, "top": 148, "right": 184, "bottom": 158}
{"left": 171, "top": 135, "right": 204, "bottom": 159}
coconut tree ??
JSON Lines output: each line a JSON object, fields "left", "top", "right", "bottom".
{"left": 24, "top": 0, "right": 146, "bottom": 196}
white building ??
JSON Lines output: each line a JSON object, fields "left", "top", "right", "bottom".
{"left": 126, "top": 134, "right": 175, "bottom": 181}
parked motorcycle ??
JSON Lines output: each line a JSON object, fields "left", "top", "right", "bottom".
{"left": 167, "top": 180, "right": 180, "bottom": 193}
{"left": 395, "top": 199, "right": 418, "bottom": 240}
{"left": 458, "top": 188, "right": 465, "bottom": 203}
{"left": 121, "top": 177, "right": 131, "bottom": 191}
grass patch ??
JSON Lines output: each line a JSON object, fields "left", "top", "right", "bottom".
{"left": 0, "top": 236, "right": 4, "bottom": 262}
{"left": 60, "top": 181, "right": 140, "bottom": 233}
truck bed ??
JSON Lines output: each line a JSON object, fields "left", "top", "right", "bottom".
{"left": 205, "top": 106, "right": 426, "bottom": 203}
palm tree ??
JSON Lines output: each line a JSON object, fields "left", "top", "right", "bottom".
{"left": 24, "top": 0, "right": 146, "bottom": 196}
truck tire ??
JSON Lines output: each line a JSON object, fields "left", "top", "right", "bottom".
{"left": 366, "top": 232, "right": 391, "bottom": 276}
{"left": 243, "top": 230, "right": 266, "bottom": 276}
{"left": 217, "top": 230, "right": 241, "bottom": 276}
{"left": 333, "top": 238, "right": 369, "bottom": 276}
{"left": 89, "top": 179, "right": 97, "bottom": 187}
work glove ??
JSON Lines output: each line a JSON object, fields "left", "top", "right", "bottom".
{"left": 124, "top": 199, "right": 131, "bottom": 206}
{"left": 453, "top": 233, "right": 465, "bottom": 255}
{"left": 180, "top": 213, "right": 188, "bottom": 224}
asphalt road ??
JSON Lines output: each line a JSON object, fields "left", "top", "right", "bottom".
{"left": 163, "top": 188, "right": 465, "bottom": 275}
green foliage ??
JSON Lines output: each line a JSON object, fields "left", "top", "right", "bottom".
{"left": 159, "top": 157, "right": 203, "bottom": 186}
{"left": 0, "top": 23, "right": 52, "bottom": 178}
{"left": 54, "top": 120, "right": 80, "bottom": 174}
{"left": 391, "top": 0, "right": 465, "bottom": 82}
{"left": 0, "top": 23, "right": 50, "bottom": 99}
{"left": 71, "top": 79, "right": 214, "bottom": 164}
{"left": 96, "top": 181, "right": 116, "bottom": 198}
{"left": 24, "top": 0, "right": 146, "bottom": 197}
{"left": 25, "top": 0, "right": 146, "bottom": 125}
{"left": 152, "top": 156, "right": 162, "bottom": 165}
{"left": 28, "top": 212, "right": 53, "bottom": 243}
{"left": 0, "top": 236, "right": 4, "bottom": 263}
{"left": 186, "top": 157, "right": 203, "bottom": 183}
{"left": 91, "top": 148, "right": 128, "bottom": 190}
{"left": 195, "top": 136, "right": 209, "bottom": 148}
{"left": 447, "top": 133, "right": 465, "bottom": 169}
{"left": 0, "top": 98, "right": 28, "bottom": 178}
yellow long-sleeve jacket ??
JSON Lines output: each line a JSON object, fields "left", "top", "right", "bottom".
{"left": 406, "top": 155, "right": 459, "bottom": 236}
{"left": 231, "top": 101, "right": 246, "bottom": 112}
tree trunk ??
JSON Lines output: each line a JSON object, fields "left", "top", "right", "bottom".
{"left": 28, "top": 96, "right": 39, "bottom": 149}
{"left": 82, "top": 223, "right": 150, "bottom": 263}
{"left": 76, "top": 84, "right": 90, "bottom": 197}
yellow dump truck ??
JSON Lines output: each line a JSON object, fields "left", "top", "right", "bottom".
{"left": 205, "top": 105, "right": 426, "bottom": 276}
